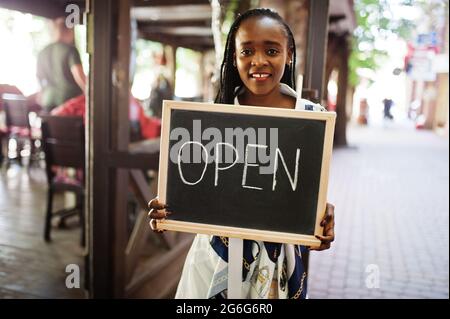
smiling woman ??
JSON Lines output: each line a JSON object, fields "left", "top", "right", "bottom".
{"left": 234, "top": 16, "right": 294, "bottom": 108}
{"left": 149, "top": 8, "right": 336, "bottom": 300}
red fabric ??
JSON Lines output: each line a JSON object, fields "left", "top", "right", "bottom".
{"left": 51, "top": 94, "right": 161, "bottom": 139}
{"left": 8, "top": 127, "right": 30, "bottom": 136}
{"left": 53, "top": 171, "right": 84, "bottom": 186}
{"left": 140, "top": 115, "right": 161, "bottom": 139}
{"left": 130, "top": 96, "right": 161, "bottom": 139}
{"left": 51, "top": 95, "right": 86, "bottom": 120}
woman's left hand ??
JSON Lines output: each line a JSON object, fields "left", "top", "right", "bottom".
{"left": 310, "top": 203, "right": 335, "bottom": 251}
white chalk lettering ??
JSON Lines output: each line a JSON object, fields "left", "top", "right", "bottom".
{"left": 177, "top": 141, "right": 208, "bottom": 185}
{"left": 272, "top": 148, "right": 301, "bottom": 191}
{"left": 242, "top": 144, "right": 267, "bottom": 191}
{"left": 215, "top": 142, "right": 239, "bottom": 186}
{"left": 174, "top": 137, "right": 301, "bottom": 192}
{"left": 169, "top": 120, "right": 280, "bottom": 175}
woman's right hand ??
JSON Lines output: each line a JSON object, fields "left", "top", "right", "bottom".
{"left": 148, "top": 198, "right": 170, "bottom": 233}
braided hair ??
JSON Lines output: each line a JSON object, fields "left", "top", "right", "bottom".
{"left": 214, "top": 8, "right": 297, "bottom": 104}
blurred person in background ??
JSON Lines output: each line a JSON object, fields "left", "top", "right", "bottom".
{"left": 148, "top": 72, "right": 173, "bottom": 118}
{"left": 357, "top": 98, "right": 369, "bottom": 125}
{"left": 382, "top": 97, "right": 394, "bottom": 120}
{"left": 36, "top": 17, "right": 86, "bottom": 113}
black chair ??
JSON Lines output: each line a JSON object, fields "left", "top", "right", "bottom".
{"left": 1, "top": 93, "right": 38, "bottom": 166}
{"left": 40, "top": 115, "right": 85, "bottom": 246}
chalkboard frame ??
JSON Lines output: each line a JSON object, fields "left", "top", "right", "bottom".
{"left": 156, "top": 100, "right": 336, "bottom": 246}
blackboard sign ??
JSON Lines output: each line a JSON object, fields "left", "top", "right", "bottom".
{"left": 156, "top": 100, "right": 336, "bottom": 246}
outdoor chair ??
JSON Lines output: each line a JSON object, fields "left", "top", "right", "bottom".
{"left": 40, "top": 115, "right": 85, "bottom": 246}
{"left": 1, "top": 93, "right": 40, "bottom": 166}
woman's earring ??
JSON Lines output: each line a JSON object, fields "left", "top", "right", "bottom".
{"left": 233, "top": 60, "right": 236, "bottom": 67}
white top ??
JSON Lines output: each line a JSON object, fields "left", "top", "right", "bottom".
{"left": 233, "top": 83, "right": 325, "bottom": 112}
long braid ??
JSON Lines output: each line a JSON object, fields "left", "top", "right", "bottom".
{"left": 215, "top": 8, "right": 297, "bottom": 104}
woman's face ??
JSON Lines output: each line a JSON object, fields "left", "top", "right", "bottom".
{"left": 234, "top": 16, "right": 292, "bottom": 97}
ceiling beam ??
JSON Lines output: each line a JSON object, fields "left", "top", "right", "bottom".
{"left": 0, "top": 0, "right": 87, "bottom": 18}
{"left": 0, "top": 0, "right": 64, "bottom": 18}
{"left": 133, "top": 0, "right": 209, "bottom": 6}
{"left": 137, "top": 19, "right": 210, "bottom": 29}
{"left": 139, "top": 31, "right": 213, "bottom": 51}
{"left": 141, "top": 26, "right": 212, "bottom": 36}
{"left": 131, "top": 5, "right": 211, "bottom": 22}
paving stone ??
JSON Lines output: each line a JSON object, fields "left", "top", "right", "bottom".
{"left": 308, "top": 122, "right": 449, "bottom": 299}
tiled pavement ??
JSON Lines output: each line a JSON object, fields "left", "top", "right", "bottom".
{"left": 0, "top": 166, "right": 85, "bottom": 299}
{"left": 308, "top": 120, "right": 449, "bottom": 299}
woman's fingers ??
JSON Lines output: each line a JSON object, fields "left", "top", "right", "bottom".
{"left": 326, "top": 203, "right": 335, "bottom": 213}
{"left": 320, "top": 203, "right": 335, "bottom": 226}
{"left": 318, "top": 203, "right": 335, "bottom": 250}
{"left": 148, "top": 198, "right": 170, "bottom": 233}
{"left": 148, "top": 208, "right": 170, "bottom": 219}
{"left": 309, "top": 242, "right": 331, "bottom": 251}
{"left": 315, "top": 234, "right": 334, "bottom": 244}
{"left": 149, "top": 219, "right": 165, "bottom": 233}
{"left": 148, "top": 198, "right": 166, "bottom": 210}
{"left": 148, "top": 197, "right": 171, "bottom": 220}
{"left": 149, "top": 218, "right": 157, "bottom": 230}
{"left": 310, "top": 225, "right": 335, "bottom": 251}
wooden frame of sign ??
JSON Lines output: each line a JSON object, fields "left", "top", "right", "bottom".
{"left": 156, "top": 100, "right": 336, "bottom": 247}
